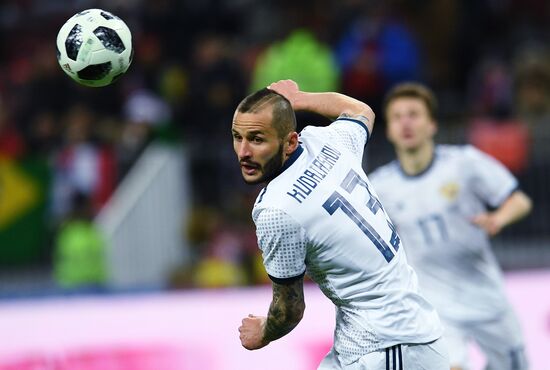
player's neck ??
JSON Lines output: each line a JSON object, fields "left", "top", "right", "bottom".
{"left": 397, "top": 142, "right": 435, "bottom": 176}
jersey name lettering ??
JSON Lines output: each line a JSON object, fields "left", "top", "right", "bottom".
{"left": 286, "top": 144, "right": 341, "bottom": 203}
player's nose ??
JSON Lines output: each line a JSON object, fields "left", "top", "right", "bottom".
{"left": 237, "top": 140, "right": 252, "bottom": 159}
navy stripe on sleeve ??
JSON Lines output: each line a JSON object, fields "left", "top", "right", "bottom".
{"left": 488, "top": 184, "right": 520, "bottom": 211}
{"left": 268, "top": 270, "right": 305, "bottom": 285}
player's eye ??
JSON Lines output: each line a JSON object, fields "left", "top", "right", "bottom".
{"left": 232, "top": 133, "right": 242, "bottom": 141}
{"left": 252, "top": 136, "right": 264, "bottom": 144}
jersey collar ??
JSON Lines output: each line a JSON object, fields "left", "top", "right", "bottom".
{"left": 260, "top": 145, "right": 303, "bottom": 199}
{"left": 280, "top": 144, "right": 304, "bottom": 173}
{"left": 397, "top": 146, "right": 437, "bottom": 178}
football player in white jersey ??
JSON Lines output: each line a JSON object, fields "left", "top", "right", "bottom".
{"left": 235, "top": 80, "right": 449, "bottom": 369}
{"left": 369, "top": 82, "right": 532, "bottom": 370}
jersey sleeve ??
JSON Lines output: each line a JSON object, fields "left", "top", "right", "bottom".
{"left": 303, "top": 115, "right": 370, "bottom": 161}
{"left": 465, "top": 145, "right": 519, "bottom": 207}
{"left": 254, "top": 207, "right": 307, "bottom": 283}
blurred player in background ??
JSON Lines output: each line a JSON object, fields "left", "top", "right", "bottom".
{"left": 369, "top": 82, "right": 532, "bottom": 370}
{"left": 235, "top": 80, "right": 449, "bottom": 369}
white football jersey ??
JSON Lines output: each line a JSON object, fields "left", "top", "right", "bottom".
{"left": 253, "top": 117, "right": 442, "bottom": 366}
{"left": 369, "top": 145, "right": 518, "bottom": 323}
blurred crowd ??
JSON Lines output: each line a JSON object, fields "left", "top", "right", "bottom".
{"left": 0, "top": 0, "right": 549, "bottom": 289}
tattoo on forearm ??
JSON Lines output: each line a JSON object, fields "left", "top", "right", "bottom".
{"left": 263, "top": 279, "right": 305, "bottom": 343}
{"left": 340, "top": 112, "right": 370, "bottom": 122}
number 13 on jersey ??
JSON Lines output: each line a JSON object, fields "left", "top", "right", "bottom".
{"left": 322, "top": 169, "right": 400, "bottom": 262}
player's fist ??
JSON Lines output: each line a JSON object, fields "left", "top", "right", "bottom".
{"left": 238, "top": 314, "right": 269, "bottom": 350}
{"left": 267, "top": 80, "right": 302, "bottom": 110}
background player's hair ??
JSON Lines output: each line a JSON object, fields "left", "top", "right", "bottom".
{"left": 237, "top": 88, "right": 297, "bottom": 138}
{"left": 384, "top": 82, "right": 438, "bottom": 120}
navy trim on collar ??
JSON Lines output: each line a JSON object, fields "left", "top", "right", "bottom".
{"left": 262, "top": 145, "right": 304, "bottom": 186}
{"left": 335, "top": 117, "right": 371, "bottom": 143}
{"left": 256, "top": 187, "right": 268, "bottom": 204}
{"left": 398, "top": 149, "right": 437, "bottom": 179}
{"left": 280, "top": 144, "right": 304, "bottom": 173}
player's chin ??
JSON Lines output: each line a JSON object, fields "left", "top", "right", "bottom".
{"left": 399, "top": 140, "right": 421, "bottom": 151}
{"left": 242, "top": 171, "right": 265, "bottom": 185}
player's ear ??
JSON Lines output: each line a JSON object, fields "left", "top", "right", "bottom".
{"left": 285, "top": 131, "right": 299, "bottom": 155}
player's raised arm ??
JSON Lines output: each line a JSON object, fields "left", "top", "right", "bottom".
{"left": 268, "top": 79, "right": 375, "bottom": 134}
{"left": 239, "top": 277, "right": 305, "bottom": 350}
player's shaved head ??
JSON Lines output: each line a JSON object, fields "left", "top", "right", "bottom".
{"left": 237, "top": 88, "right": 297, "bottom": 138}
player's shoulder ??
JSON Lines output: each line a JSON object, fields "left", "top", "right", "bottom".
{"left": 437, "top": 143, "right": 479, "bottom": 158}
{"left": 297, "top": 125, "right": 332, "bottom": 150}
{"left": 434, "top": 144, "right": 478, "bottom": 169}
{"left": 300, "top": 116, "right": 370, "bottom": 141}
{"left": 299, "top": 123, "right": 339, "bottom": 140}
{"left": 369, "top": 160, "right": 401, "bottom": 185}
{"left": 252, "top": 182, "right": 295, "bottom": 218}
{"left": 252, "top": 200, "right": 297, "bottom": 229}
{"left": 436, "top": 144, "right": 494, "bottom": 170}
{"left": 298, "top": 125, "right": 325, "bottom": 145}
{"left": 435, "top": 143, "right": 465, "bottom": 157}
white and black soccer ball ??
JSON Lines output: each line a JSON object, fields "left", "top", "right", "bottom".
{"left": 56, "top": 9, "right": 133, "bottom": 87}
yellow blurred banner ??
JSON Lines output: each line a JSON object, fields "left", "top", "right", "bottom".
{"left": 0, "top": 158, "right": 39, "bottom": 229}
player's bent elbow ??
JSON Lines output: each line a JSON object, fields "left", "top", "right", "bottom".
{"left": 364, "top": 104, "right": 375, "bottom": 120}
{"left": 359, "top": 104, "right": 376, "bottom": 130}
{"left": 357, "top": 103, "right": 375, "bottom": 122}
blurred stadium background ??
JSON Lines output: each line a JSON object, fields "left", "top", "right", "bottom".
{"left": 0, "top": 0, "right": 549, "bottom": 369}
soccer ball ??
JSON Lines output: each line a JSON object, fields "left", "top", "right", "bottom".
{"left": 56, "top": 9, "right": 133, "bottom": 87}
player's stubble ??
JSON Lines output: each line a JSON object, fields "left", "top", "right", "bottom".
{"left": 242, "top": 142, "right": 285, "bottom": 185}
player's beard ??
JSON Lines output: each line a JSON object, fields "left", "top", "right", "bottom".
{"left": 243, "top": 143, "right": 284, "bottom": 185}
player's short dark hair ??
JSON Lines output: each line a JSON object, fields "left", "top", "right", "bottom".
{"left": 383, "top": 82, "right": 438, "bottom": 120}
{"left": 237, "top": 88, "right": 297, "bottom": 138}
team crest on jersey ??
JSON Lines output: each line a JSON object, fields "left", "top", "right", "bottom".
{"left": 439, "top": 182, "right": 459, "bottom": 200}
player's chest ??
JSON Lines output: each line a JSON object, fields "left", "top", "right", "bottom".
{"left": 382, "top": 172, "right": 468, "bottom": 224}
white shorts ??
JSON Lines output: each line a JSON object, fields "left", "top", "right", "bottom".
{"left": 443, "top": 308, "right": 528, "bottom": 370}
{"left": 318, "top": 337, "right": 449, "bottom": 370}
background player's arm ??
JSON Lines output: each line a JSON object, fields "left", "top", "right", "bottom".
{"left": 239, "top": 277, "right": 305, "bottom": 350}
{"left": 268, "top": 79, "right": 375, "bottom": 133}
{"left": 472, "top": 190, "right": 532, "bottom": 236}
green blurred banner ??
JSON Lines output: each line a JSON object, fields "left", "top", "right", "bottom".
{"left": 0, "top": 157, "right": 50, "bottom": 266}
{"left": 251, "top": 29, "right": 340, "bottom": 93}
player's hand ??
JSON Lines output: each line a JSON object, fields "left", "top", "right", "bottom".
{"left": 238, "top": 314, "right": 269, "bottom": 350}
{"left": 267, "top": 80, "right": 302, "bottom": 110}
{"left": 471, "top": 212, "right": 503, "bottom": 236}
